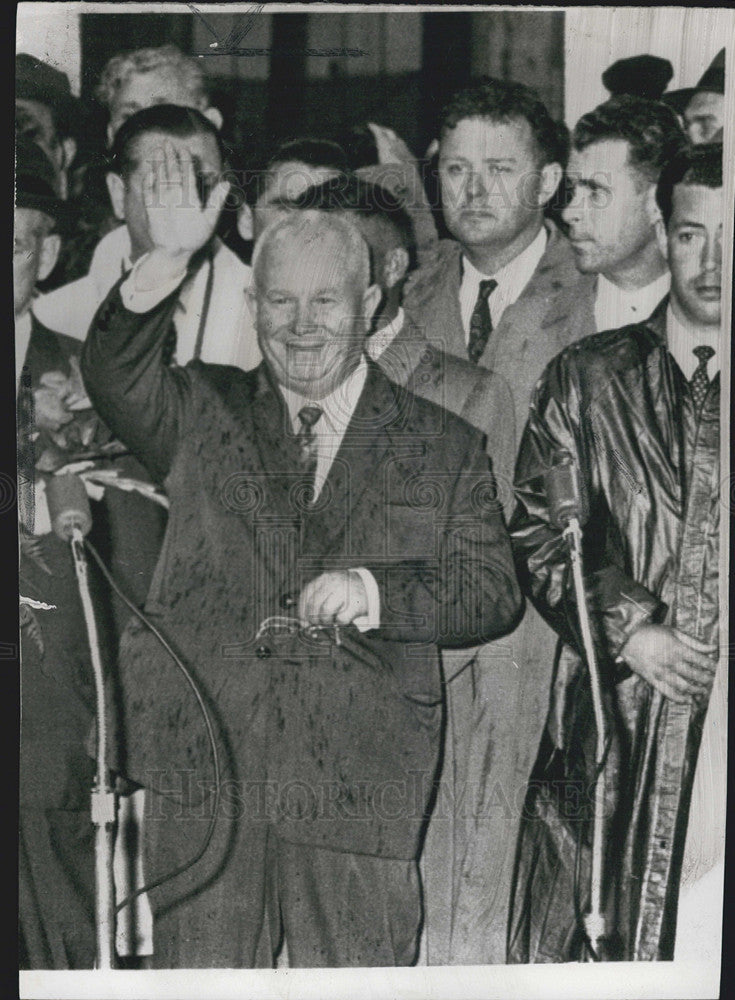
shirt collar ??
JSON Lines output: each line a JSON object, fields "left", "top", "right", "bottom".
{"left": 279, "top": 356, "right": 369, "bottom": 435}
{"left": 367, "top": 307, "right": 405, "bottom": 360}
{"left": 461, "top": 225, "right": 548, "bottom": 290}
{"left": 666, "top": 303, "right": 720, "bottom": 380}
{"left": 595, "top": 270, "right": 671, "bottom": 327}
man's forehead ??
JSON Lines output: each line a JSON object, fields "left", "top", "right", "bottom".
{"left": 670, "top": 182, "right": 723, "bottom": 221}
{"left": 259, "top": 228, "right": 359, "bottom": 284}
{"left": 569, "top": 138, "right": 632, "bottom": 176}
{"left": 440, "top": 115, "right": 535, "bottom": 155}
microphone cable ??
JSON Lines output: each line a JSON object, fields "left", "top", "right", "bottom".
{"left": 83, "top": 537, "right": 221, "bottom": 913}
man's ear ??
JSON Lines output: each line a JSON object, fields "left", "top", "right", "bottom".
{"left": 383, "top": 247, "right": 409, "bottom": 289}
{"left": 538, "top": 161, "right": 563, "bottom": 207}
{"left": 203, "top": 106, "right": 224, "bottom": 131}
{"left": 238, "top": 203, "right": 254, "bottom": 241}
{"left": 106, "top": 172, "right": 126, "bottom": 221}
{"left": 645, "top": 185, "right": 668, "bottom": 256}
{"left": 38, "top": 232, "right": 62, "bottom": 283}
{"left": 362, "top": 283, "right": 382, "bottom": 327}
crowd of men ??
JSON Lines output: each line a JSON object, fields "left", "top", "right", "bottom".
{"left": 15, "top": 41, "right": 727, "bottom": 969}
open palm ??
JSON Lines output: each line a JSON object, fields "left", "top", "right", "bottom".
{"left": 143, "top": 138, "right": 230, "bottom": 258}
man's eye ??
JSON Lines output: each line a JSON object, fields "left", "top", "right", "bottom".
{"left": 677, "top": 232, "right": 695, "bottom": 244}
{"left": 443, "top": 163, "right": 466, "bottom": 177}
{"left": 314, "top": 296, "right": 335, "bottom": 306}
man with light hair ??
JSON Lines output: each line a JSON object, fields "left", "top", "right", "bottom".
{"left": 96, "top": 43, "right": 223, "bottom": 142}
{"left": 81, "top": 155, "right": 521, "bottom": 966}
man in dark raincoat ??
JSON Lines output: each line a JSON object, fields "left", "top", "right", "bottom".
{"left": 507, "top": 142, "right": 724, "bottom": 962}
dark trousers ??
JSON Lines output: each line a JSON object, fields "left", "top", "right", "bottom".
{"left": 142, "top": 790, "right": 421, "bottom": 968}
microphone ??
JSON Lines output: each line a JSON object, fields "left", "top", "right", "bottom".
{"left": 544, "top": 451, "right": 582, "bottom": 530}
{"left": 46, "top": 473, "right": 92, "bottom": 541}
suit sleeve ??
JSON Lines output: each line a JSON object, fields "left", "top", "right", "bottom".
{"left": 509, "top": 350, "right": 665, "bottom": 661}
{"left": 81, "top": 280, "right": 194, "bottom": 484}
{"left": 365, "top": 425, "right": 523, "bottom": 648}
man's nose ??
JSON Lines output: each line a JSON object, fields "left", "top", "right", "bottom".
{"left": 465, "top": 170, "right": 486, "bottom": 201}
{"left": 701, "top": 233, "right": 722, "bottom": 272}
{"left": 562, "top": 186, "right": 583, "bottom": 224}
{"left": 294, "top": 306, "right": 318, "bottom": 336}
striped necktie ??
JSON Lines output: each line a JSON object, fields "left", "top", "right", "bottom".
{"left": 296, "top": 405, "right": 323, "bottom": 501}
{"left": 467, "top": 278, "right": 498, "bottom": 364}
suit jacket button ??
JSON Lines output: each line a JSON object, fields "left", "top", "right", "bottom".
{"left": 256, "top": 645, "right": 271, "bottom": 659}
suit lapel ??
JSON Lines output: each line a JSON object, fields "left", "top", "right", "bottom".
{"left": 303, "top": 361, "right": 404, "bottom": 555}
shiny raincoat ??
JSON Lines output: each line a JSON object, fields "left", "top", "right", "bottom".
{"left": 507, "top": 300, "right": 721, "bottom": 962}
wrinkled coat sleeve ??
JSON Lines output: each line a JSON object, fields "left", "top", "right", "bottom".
{"left": 81, "top": 283, "right": 194, "bottom": 485}
{"left": 510, "top": 350, "right": 665, "bottom": 660}
{"left": 366, "top": 426, "right": 523, "bottom": 650}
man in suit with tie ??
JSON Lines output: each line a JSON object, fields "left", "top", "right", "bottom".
{"left": 507, "top": 142, "right": 724, "bottom": 962}
{"left": 398, "top": 78, "right": 598, "bottom": 962}
{"left": 81, "top": 140, "right": 522, "bottom": 968}
{"left": 288, "top": 172, "right": 522, "bottom": 962}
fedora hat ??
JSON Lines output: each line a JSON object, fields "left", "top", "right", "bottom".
{"left": 16, "top": 53, "right": 80, "bottom": 137}
{"left": 664, "top": 49, "right": 725, "bottom": 113}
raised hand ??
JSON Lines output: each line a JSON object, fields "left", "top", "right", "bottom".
{"left": 142, "top": 138, "right": 230, "bottom": 264}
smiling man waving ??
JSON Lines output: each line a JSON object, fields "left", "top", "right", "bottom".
{"left": 81, "top": 140, "right": 521, "bottom": 968}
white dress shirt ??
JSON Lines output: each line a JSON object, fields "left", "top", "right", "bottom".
{"left": 458, "top": 225, "right": 548, "bottom": 341}
{"left": 366, "top": 307, "right": 405, "bottom": 361}
{"left": 666, "top": 303, "right": 720, "bottom": 380}
{"left": 33, "top": 224, "right": 262, "bottom": 371}
{"left": 594, "top": 270, "right": 670, "bottom": 333}
{"left": 278, "top": 358, "right": 380, "bottom": 631}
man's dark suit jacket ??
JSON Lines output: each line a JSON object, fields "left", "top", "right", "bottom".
{"left": 82, "top": 285, "right": 521, "bottom": 862}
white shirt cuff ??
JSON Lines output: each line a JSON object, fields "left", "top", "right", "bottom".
{"left": 120, "top": 253, "right": 188, "bottom": 313}
{"left": 351, "top": 567, "right": 380, "bottom": 632}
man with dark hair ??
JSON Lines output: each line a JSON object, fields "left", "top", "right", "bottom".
{"left": 508, "top": 142, "right": 724, "bottom": 962}
{"left": 242, "top": 137, "right": 349, "bottom": 241}
{"left": 564, "top": 95, "right": 686, "bottom": 331}
{"left": 400, "top": 76, "right": 596, "bottom": 964}
{"left": 35, "top": 104, "right": 259, "bottom": 370}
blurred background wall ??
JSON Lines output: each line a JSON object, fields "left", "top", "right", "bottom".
{"left": 16, "top": 4, "right": 732, "bottom": 172}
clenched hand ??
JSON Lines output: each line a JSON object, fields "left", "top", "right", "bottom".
{"left": 299, "top": 570, "right": 368, "bottom": 628}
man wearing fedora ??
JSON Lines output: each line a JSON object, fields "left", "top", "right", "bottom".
{"left": 16, "top": 54, "right": 79, "bottom": 201}
{"left": 16, "top": 137, "right": 100, "bottom": 969}
{"left": 664, "top": 49, "right": 725, "bottom": 145}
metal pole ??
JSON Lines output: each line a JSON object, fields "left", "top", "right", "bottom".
{"left": 564, "top": 517, "right": 607, "bottom": 958}
{"left": 70, "top": 527, "right": 117, "bottom": 969}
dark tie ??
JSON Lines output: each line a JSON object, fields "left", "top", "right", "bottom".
{"left": 467, "top": 278, "right": 498, "bottom": 364}
{"left": 296, "top": 405, "right": 323, "bottom": 499}
{"left": 161, "top": 325, "right": 177, "bottom": 367}
{"left": 690, "top": 345, "right": 715, "bottom": 413}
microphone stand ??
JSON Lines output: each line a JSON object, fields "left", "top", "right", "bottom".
{"left": 69, "top": 526, "right": 117, "bottom": 969}
{"left": 561, "top": 516, "right": 607, "bottom": 960}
